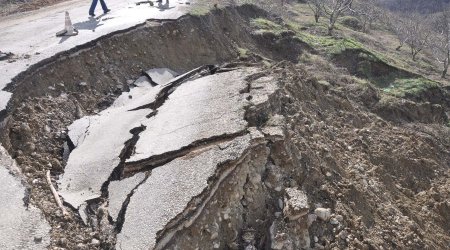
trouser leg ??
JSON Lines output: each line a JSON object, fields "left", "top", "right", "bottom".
{"left": 89, "top": 0, "right": 98, "bottom": 15}
{"left": 99, "top": 0, "right": 108, "bottom": 11}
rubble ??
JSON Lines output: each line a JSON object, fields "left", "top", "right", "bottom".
{"left": 314, "top": 208, "right": 332, "bottom": 221}
{"left": 283, "top": 188, "right": 309, "bottom": 221}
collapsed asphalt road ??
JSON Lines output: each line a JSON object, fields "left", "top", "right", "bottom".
{"left": 0, "top": 6, "right": 289, "bottom": 248}
{"left": 59, "top": 64, "right": 281, "bottom": 249}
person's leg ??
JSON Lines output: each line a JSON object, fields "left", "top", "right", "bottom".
{"left": 99, "top": 0, "right": 109, "bottom": 12}
{"left": 89, "top": 0, "right": 98, "bottom": 15}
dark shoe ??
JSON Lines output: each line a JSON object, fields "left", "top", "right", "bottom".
{"left": 89, "top": 13, "right": 95, "bottom": 17}
{"left": 104, "top": 9, "right": 111, "bottom": 14}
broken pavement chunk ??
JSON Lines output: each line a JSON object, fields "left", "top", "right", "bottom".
{"left": 116, "top": 135, "right": 251, "bottom": 250}
{"left": 107, "top": 172, "right": 147, "bottom": 221}
{"left": 283, "top": 188, "right": 309, "bottom": 221}
{"left": 126, "top": 69, "right": 252, "bottom": 163}
{"left": 67, "top": 116, "right": 93, "bottom": 147}
{"left": 111, "top": 76, "right": 155, "bottom": 108}
{"left": 144, "top": 68, "right": 178, "bottom": 85}
{"left": 59, "top": 107, "right": 149, "bottom": 209}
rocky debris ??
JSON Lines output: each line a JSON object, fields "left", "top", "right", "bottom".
{"left": 314, "top": 207, "right": 331, "bottom": 221}
{"left": 283, "top": 188, "right": 309, "bottom": 221}
{"left": 0, "top": 51, "right": 13, "bottom": 61}
{"left": 0, "top": 146, "right": 50, "bottom": 249}
{"left": 270, "top": 216, "right": 310, "bottom": 250}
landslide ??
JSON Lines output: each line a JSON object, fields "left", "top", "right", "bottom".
{"left": 0, "top": 3, "right": 448, "bottom": 250}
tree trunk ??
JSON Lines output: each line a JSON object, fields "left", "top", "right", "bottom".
{"left": 314, "top": 13, "right": 320, "bottom": 23}
{"left": 328, "top": 16, "right": 335, "bottom": 36}
{"left": 411, "top": 48, "right": 418, "bottom": 61}
{"left": 441, "top": 61, "right": 449, "bottom": 78}
{"left": 362, "top": 20, "right": 368, "bottom": 33}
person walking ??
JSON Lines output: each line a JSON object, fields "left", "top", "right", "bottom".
{"left": 89, "top": 0, "right": 110, "bottom": 17}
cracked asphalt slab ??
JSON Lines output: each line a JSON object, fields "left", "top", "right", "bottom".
{"left": 59, "top": 107, "right": 150, "bottom": 208}
{"left": 53, "top": 65, "right": 278, "bottom": 249}
{"left": 116, "top": 134, "right": 252, "bottom": 250}
{"left": 59, "top": 68, "right": 253, "bottom": 210}
{"left": 127, "top": 68, "right": 253, "bottom": 163}
{"left": 108, "top": 172, "right": 147, "bottom": 222}
{"left": 0, "top": 146, "right": 50, "bottom": 250}
{"left": 58, "top": 80, "right": 161, "bottom": 209}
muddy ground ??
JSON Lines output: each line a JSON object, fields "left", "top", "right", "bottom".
{"left": 0, "top": 4, "right": 449, "bottom": 250}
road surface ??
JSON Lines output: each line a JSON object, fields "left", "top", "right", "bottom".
{"left": 0, "top": 0, "right": 190, "bottom": 111}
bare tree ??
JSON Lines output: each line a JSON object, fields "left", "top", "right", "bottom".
{"left": 386, "top": 14, "right": 410, "bottom": 51}
{"left": 351, "top": 0, "right": 383, "bottom": 32}
{"left": 321, "top": 0, "right": 353, "bottom": 35}
{"left": 306, "top": 0, "right": 322, "bottom": 23}
{"left": 430, "top": 9, "right": 450, "bottom": 78}
{"left": 403, "top": 14, "right": 432, "bottom": 61}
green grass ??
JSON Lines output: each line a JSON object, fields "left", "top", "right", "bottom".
{"left": 249, "top": 18, "right": 426, "bottom": 93}
{"left": 383, "top": 78, "right": 439, "bottom": 97}
{"left": 189, "top": 5, "right": 211, "bottom": 16}
{"left": 252, "top": 18, "right": 376, "bottom": 58}
{"left": 237, "top": 47, "right": 249, "bottom": 60}
{"left": 250, "top": 18, "right": 288, "bottom": 36}
{"left": 339, "top": 16, "right": 363, "bottom": 31}
{"left": 284, "top": 22, "right": 365, "bottom": 55}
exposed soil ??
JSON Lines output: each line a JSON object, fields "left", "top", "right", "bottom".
{"left": 0, "top": 4, "right": 449, "bottom": 250}
{"left": 332, "top": 48, "right": 417, "bottom": 87}
{"left": 0, "top": 0, "right": 69, "bottom": 16}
